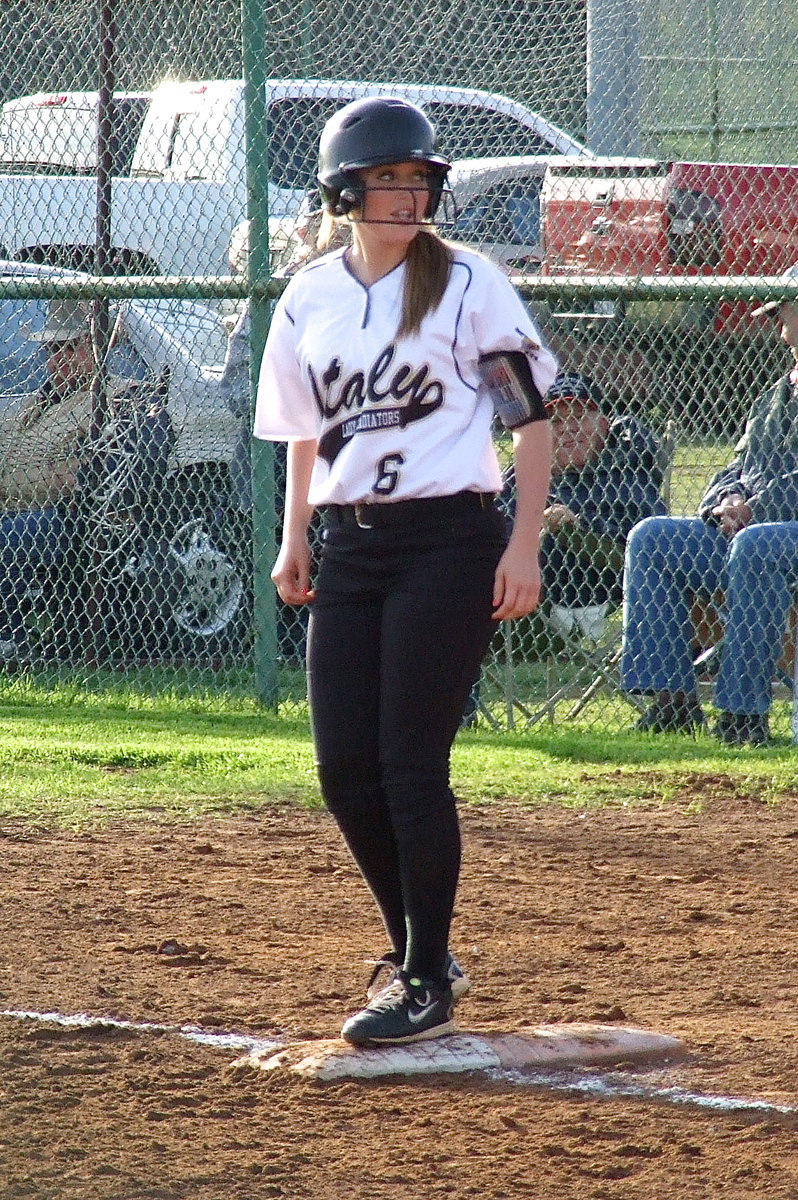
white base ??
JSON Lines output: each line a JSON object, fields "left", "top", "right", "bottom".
{"left": 233, "top": 1023, "right": 685, "bottom": 1082}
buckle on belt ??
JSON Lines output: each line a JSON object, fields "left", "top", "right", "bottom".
{"left": 354, "top": 503, "right": 374, "bottom": 529}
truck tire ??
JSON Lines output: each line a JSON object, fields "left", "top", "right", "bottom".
{"left": 162, "top": 513, "right": 252, "bottom": 662}
{"left": 136, "top": 461, "right": 251, "bottom": 662}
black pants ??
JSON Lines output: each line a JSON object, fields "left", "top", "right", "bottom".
{"left": 307, "top": 493, "right": 507, "bottom": 986}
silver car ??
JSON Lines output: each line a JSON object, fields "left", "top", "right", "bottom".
{"left": 448, "top": 154, "right": 570, "bottom": 272}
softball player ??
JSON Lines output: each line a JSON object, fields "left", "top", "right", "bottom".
{"left": 255, "top": 96, "right": 556, "bottom": 1046}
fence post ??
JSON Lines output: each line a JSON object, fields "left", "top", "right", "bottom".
{"left": 241, "top": 0, "right": 278, "bottom": 706}
{"left": 586, "top": 0, "right": 642, "bottom": 154}
{"left": 93, "top": 0, "right": 115, "bottom": 422}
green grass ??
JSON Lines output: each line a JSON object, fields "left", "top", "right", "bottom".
{"left": 0, "top": 669, "right": 795, "bottom": 828}
{"left": 0, "top": 422, "right": 790, "bottom": 829}
{"left": 669, "top": 438, "right": 731, "bottom": 516}
{"left": 455, "top": 719, "right": 798, "bottom": 808}
{"left": 0, "top": 668, "right": 317, "bottom": 823}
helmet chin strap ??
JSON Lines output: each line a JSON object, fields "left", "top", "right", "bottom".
{"left": 346, "top": 216, "right": 435, "bottom": 226}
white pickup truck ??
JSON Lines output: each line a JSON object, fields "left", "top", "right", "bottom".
{"left": 0, "top": 90, "right": 151, "bottom": 176}
{"left": 0, "top": 77, "right": 588, "bottom": 276}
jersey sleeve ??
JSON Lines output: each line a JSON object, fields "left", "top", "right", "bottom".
{"left": 254, "top": 293, "right": 320, "bottom": 442}
{"left": 469, "top": 259, "right": 558, "bottom": 403}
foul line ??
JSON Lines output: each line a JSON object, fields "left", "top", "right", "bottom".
{"left": 499, "top": 1068, "right": 798, "bottom": 1117}
{"left": 0, "top": 1007, "right": 281, "bottom": 1057}
{"left": 1, "top": 1007, "right": 796, "bottom": 1118}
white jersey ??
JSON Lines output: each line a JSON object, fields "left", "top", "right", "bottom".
{"left": 255, "top": 244, "right": 557, "bottom": 506}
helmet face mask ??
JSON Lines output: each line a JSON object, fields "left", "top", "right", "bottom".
{"left": 317, "top": 97, "right": 452, "bottom": 224}
{"left": 334, "top": 169, "right": 450, "bottom": 225}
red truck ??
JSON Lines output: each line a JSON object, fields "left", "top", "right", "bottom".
{"left": 540, "top": 157, "right": 798, "bottom": 337}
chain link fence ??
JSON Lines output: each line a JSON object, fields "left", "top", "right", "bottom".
{"left": 0, "top": 0, "right": 796, "bottom": 740}
{"left": 639, "top": 0, "right": 798, "bottom": 162}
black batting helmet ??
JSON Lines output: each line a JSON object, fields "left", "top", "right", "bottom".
{"left": 317, "top": 96, "right": 451, "bottom": 219}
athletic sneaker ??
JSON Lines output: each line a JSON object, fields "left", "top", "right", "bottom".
{"left": 342, "top": 971, "right": 456, "bottom": 1046}
{"left": 365, "top": 951, "right": 470, "bottom": 1002}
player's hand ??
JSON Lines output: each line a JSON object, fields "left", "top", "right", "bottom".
{"left": 711, "top": 493, "right": 752, "bottom": 537}
{"left": 271, "top": 535, "right": 315, "bottom": 606}
{"left": 492, "top": 538, "right": 541, "bottom": 620}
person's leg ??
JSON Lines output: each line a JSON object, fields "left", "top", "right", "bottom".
{"left": 307, "top": 583, "right": 408, "bottom": 958}
{"left": 621, "top": 515, "right": 728, "bottom": 695}
{"left": 0, "top": 507, "right": 68, "bottom": 645}
{"left": 715, "top": 522, "right": 798, "bottom": 716}
{"left": 378, "top": 521, "right": 504, "bottom": 985}
{"left": 311, "top": 505, "right": 505, "bottom": 1049}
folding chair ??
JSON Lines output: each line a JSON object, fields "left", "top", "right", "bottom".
{"left": 519, "top": 419, "right": 678, "bottom": 727}
{"left": 470, "top": 418, "right": 677, "bottom": 730}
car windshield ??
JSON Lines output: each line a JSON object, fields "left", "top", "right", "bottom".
{"left": 454, "top": 179, "right": 542, "bottom": 246}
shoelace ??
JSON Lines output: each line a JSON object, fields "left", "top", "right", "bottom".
{"left": 366, "top": 978, "right": 410, "bottom": 1013}
{"left": 365, "top": 956, "right": 400, "bottom": 998}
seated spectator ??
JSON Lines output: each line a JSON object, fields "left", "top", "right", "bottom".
{"left": 0, "top": 299, "right": 146, "bottom": 663}
{"left": 461, "top": 372, "right": 665, "bottom": 727}
{"left": 504, "top": 371, "right": 667, "bottom": 639}
{"left": 621, "top": 262, "right": 798, "bottom": 745}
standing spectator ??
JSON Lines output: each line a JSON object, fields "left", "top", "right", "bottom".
{"left": 219, "top": 220, "right": 253, "bottom": 516}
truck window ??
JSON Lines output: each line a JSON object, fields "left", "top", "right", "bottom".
{"left": 666, "top": 188, "right": 724, "bottom": 269}
{"left": 168, "top": 111, "right": 208, "bottom": 174}
{"left": 424, "top": 103, "right": 557, "bottom": 159}
{"left": 455, "top": 180, "right": 542, "bottom": 246}
{"left": 266, "top": 97, "right": 345, "bottom": 191}
{"left": 0, "top": 95, "right": 149, "bottom": 176}
{"left": 107, "top": 98, "right": 150, "bottom": 175}
{"left": 0, "top": 104, "right": 95, "bottom": 173}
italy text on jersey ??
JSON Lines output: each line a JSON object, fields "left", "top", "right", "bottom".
{"left": 254, "top": 247, "right": 557, "bottom": 507}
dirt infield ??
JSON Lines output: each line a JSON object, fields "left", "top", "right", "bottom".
{"left": 1, "top": 783, "right": 798, "bottom": 1198}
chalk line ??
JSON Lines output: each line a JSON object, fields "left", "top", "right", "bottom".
{"left": 1, "top": 1007, "right": 795, "bottom": 1119}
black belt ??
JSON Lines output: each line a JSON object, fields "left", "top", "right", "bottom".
{"left": 322, "top": 490, "right": 495, "bottom": 529}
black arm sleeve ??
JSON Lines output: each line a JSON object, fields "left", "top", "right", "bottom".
{"left": 478, "top": 350, "right": 549, "bottom": 430}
